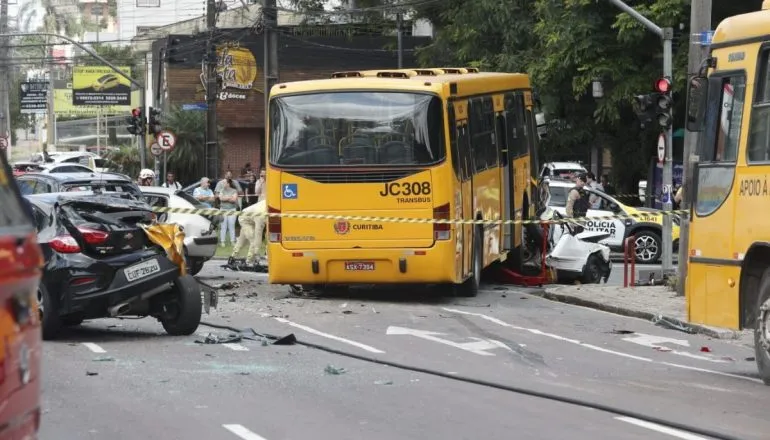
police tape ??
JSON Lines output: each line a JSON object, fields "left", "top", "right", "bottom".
{"left": 150, "top": 206, "right": 689, "bottom": 226}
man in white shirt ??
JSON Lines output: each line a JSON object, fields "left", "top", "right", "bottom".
{"left": 162, "top": 171, "right": 183, "bottom": 190}
{"left": 586, "top": 172, "right": 604, "bottom": 209}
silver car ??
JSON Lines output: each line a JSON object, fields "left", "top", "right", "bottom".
{"left": 139, "top": 186, "right": 218, "bottom": 275}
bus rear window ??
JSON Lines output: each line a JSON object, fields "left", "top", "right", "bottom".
{"left": 269, "top": 92, "right": 445, "bottom": 167}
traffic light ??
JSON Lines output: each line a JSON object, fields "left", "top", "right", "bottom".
{"left": 654, "top": 77, "right": 673, "bottom": 130}
{"left": 148, "top": 107, "right": 162, "bottom": 136}
{"left": 634, "top": 94, "right": 656, "bottom": 129}
{"left": 125, "top": 107, "right": 145, "bottom": 136}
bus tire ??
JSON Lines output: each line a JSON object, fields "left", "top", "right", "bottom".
{"left": 754, "top": 267, "right": 770, "bottom": 385}
{"left": 456, "top": 226, "right": 482, "bottom": 297}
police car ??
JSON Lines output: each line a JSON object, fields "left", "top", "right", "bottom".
{"left": 546, "top": 179, "right": 680, "bottom": 264}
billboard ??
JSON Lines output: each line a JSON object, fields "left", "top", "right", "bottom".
{"left": 54, "top": 80, "right": 139, "bottom": 116}
{"left": 19, "top": 80, "right": 48, "bottom": 114}
{"left": 72, "top": 66, "right": 132, "bottom": 106}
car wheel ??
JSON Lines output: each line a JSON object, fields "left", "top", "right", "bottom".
{"left": 187, "top": 257, "right": 205, "bottom": 276}
{"left": 455, "top": 225, "right": 482, "bottom": 297}
{"left": 581, "top": 253, "right": 604, "bottom": 284}
{"left": 38, "top": 285, "right": 62, "bottom": 340}
{"left": 160, "top": 275, "right": 202, "bottom": 336}
{"left": 633, "top": 230, "right": 662, "bottom": 264}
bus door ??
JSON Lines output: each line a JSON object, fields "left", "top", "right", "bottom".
{"left": 688, "top": 72, "right": 746, "bottom": 328}
{"left": 504, "top": 91, "right": 530, "bottom": 248}
{"left": 494, "top": 93, "right": 513, "bottom": 252}
{"left": 451, "top": 100, "right": 474, "bottom": 279}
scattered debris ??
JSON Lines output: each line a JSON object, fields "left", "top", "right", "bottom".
{"left": 340, "top": 303, "right": 348, "bottom": 308}
{"left": 86, "top": 371, "right": 98, "bottom": 376}
{"left": 159, "top": 379, "right": 170, "bottom": 383}
{"left": 501, "top": 294, "right": 507, "bottom": 298}
{"left": 237, "top": 372, "right": 250, "bottom": 376}
{"left": 746, "top": 357, "right": 756, "bottom": 362}
{"left": 325, "top": 365, "right": 347, "bottom": 375}
{"left": 700, "top": 346, "right": 711, "bottom": 353}
{"left": 195, "top": 333, "right": 242, "bottom": 345}
{"left": 342, "top": 310, "right": 354, "bottom": 315}
{"left": 273, "top": 333, "right": 297, "bottom": 345}
{"left": 519, "top": 297, "right": 527, "bottom": 300}
{"left": 93, "top": 356, "right": 115, "bottom": 362}
{"left": 653, "top": 346, "right": 672, "bottom": 352}
{"left": 610, "top": 330, "right": 635, "bottom": 335}
{"left": 652, "top": 315, "right": 695, "bottom": 334}
{"left": 205, "top": 353, "right": 215, "bottom": 357}
{"left": 215, "top": 281, "right": 243, "bottom": 290}
{"left": 107, "top": 324, "right": 122, "bottom": 329}
{"left": 721, "top": 356, "right": 736, "bottom": 362}
{"left": 374, "top": 380, "right": 393, "bottom": 385}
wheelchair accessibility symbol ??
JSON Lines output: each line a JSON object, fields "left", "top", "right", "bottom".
{"left": 282, "top": 183, "right": 298, "bottom": 199}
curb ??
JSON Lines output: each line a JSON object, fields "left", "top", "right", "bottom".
{"left": 529, "top": 288, "right": 740, "bottom": 340}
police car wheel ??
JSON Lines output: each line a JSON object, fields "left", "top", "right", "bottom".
{"left": 633, "top": 230, "right": 662, "bottom": 264}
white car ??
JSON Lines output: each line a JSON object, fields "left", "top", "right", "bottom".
{"left": 540, "top": 161, "right": 587, "bottom": 180}
{"left": 139, "top": 186, "right": 218, "bottom": 275}
{"left": 545, "top": 179, "right": 679, "bottom": 263}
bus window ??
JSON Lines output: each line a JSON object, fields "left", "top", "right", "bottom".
{"left": 468, "top": 97, "right": 496, "bottom": 171}
{"left": 504, "top": 93, "right": 528, "bottom": 158}
{"left": 748, "top": 49, "right": 770, "bottom": 163}
{"left": 702, "top": 74, "right": 746, "bottom": 162}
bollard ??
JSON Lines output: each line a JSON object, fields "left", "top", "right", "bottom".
{"left": 623, "top": 235, "right": 636, "bottom": 287}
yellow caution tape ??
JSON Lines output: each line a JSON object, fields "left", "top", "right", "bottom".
{"left": 152, "top": 206, "right": 688, "bottom": 226}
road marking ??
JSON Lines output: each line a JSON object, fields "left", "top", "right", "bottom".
{"left": 262, "top": 314, "right": 385, "bottom": 354}
{"left": 615, "top": 416, "right": 708, "bottom": 440}
{"left": 222, "top": 343, "right": 250, "bottom": 352}
{"left": 223, "top": 424, "right": 269, "bottom": 440}
{"left": 386, "top": 326, "right": 511, "bottom": 356}
{"left": 82, "top": 343, "right": 106, "bottom": 353}
{"left": 623, "top": 332, "right": 729, "bottom": 363}
{"left": 442, "top": 308, "right": 761, "bottom": 383}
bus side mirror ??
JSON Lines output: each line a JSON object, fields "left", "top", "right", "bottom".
{"left": 686, "top": 75, "right": 708, "bottom": 132}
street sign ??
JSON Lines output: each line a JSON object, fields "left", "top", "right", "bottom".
{"left": 19, "top": 80, "right": 48, "bottom": 114}
{"left": 150, "top": 142, "right": 162, "bottom": 157}
{"left": 181, "top": 103, "right": 208, "bottom": 111}
{"left": 157, "top": 130, "right": 176, "bottom": 152}
{"left": 657, "top": 133, "right": 665, "bottom": 164}
{"left": 0, "top": 137, "right": 7, "bottom": 150}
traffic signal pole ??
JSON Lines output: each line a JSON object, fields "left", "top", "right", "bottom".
{"left": 605, "top": 0, "right": 675, "bottom": 274}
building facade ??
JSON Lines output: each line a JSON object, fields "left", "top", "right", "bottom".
{"left": 152, "top": 28, "right": 429, "bottom": 176}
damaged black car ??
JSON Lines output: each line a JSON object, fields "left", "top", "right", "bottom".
{"left": 25, "top": 192, "right": 204, "bottom": 340}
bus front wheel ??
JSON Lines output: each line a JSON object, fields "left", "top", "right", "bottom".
{"left": 753, "top": 268, "right": 770, "bottom": 385}
{"left": 455, "top": 226, "right": 482, "bottom": 297}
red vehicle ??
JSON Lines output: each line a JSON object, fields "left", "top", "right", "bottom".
{"left": 0, "top": 152, "right": 44, "bottom": 438}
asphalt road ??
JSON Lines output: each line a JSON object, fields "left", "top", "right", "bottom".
{"left": 39, "top": 261, "right": 766, "bottom": 440}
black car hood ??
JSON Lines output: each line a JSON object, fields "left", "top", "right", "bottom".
{"left": 56, "top": 194, "right": 151, "bottom": 212}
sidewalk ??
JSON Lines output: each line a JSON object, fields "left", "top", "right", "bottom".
{"left": 530, "top": 284, "right": 748, "bottom": 341}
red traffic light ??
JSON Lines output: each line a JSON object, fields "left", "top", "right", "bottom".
{"left": 131, "top": 108, "right": 141, "bottom": 117}
{"left": 654, "top": 77, "right": 672, "bottom": 93}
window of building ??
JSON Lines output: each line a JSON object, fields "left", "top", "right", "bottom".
{"left": 136, "top": 0, "right": 160, "bottom": 7}
{"left": 748, "top": 49, "right": 770, "bottom": 163}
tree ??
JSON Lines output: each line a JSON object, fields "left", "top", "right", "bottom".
{"left": 105, "top": 144, "right": 141, "bottom": 178}
{"left": 162, "top": 106, "right": 225, "bottom": 185}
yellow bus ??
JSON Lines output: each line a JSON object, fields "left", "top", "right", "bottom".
{"left": 265, "top": 67, "right": 542, "bottom": 296}
{"left": 685, "top": 1, "right": 770, "bottom": 382}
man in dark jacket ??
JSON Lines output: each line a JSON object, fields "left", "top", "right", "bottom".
{"left": 565, "top": 173, "right": 590, "bottom": 233}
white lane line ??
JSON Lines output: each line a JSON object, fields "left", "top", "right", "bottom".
{"left": 82, "top": 343, "right": 106, "bottom": 353}
{"left": 223, "top": 424, "right": 269, "bottom": 440}
{"left": 222, "top": 343, "right": 250, "bottom": 352}
{"left": 262, "top": 314, "right": 385, "bottom": 354}
{"left": 615, "top": 416, "right": 708, "bottom": 440}
{"left": 442, "top": 308, "right": 761, "bottom": 383}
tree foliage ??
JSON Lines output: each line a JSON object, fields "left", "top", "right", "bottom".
{"left": 162, "top": 106, "right": 225, "bottom": 185}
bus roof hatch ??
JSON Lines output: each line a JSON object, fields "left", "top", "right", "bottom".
{"left": 331, "top": 71, "right": 363, "bottom": 78}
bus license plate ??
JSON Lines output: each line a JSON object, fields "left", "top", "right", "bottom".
{"left": 344, "top": 261, "right": 375, "bottom": 271}
{"left": 125, "top": 258, "right": 161, "bottom": 282}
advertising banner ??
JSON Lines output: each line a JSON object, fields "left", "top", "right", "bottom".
{"left": 55, "top": 80, "right": 139, "bottom": 116}
{"left": 72, "top": 66, "right": 132, "bottom": 106}
{"left": 19, "top": 80, "right": 48, "bottom": 113}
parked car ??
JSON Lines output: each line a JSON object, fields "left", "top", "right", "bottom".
{"left": 139, "top": 186, "right": 218, "bottom": 275}
{"left": 16, "top": 171, "right": 140, "bottom": 197}
{"left": 545, "top": 179, "right": 680, "bottom": 264}
{"left": 540, "top": 161, "right": 587, "bottom": 180}
{"left": 0, "top": 152, "right": 44, "bottom": 439}
{"left": 25, "top": 192, "right": 204, "bottom": 340}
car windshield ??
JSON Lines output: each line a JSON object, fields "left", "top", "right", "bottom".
{"left": 269, "top": 92, "right": 445, "bottom": 167}
{"left": 549, "top": 186, "right": 571, "bottom": 207}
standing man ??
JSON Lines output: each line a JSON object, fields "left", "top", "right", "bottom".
{"left": 565, "top": 173, "right": 590, "bottom": 234}
{"left": 255, "top": 167, "right": 267, "bottom": 202}
{"left": 193, "top": 177, "right": 216, "bottom": 208}
{"left": 586, "top": 172, "right": 602, "bottom": 209}
{"left": 228, "top": 199, "right": 267, "bottom": 268}
{"left": 162, "top": 171, "right": 183, "bottom": 190}
{"left": 215, "top": 170, "right": 244, "bottom": 209}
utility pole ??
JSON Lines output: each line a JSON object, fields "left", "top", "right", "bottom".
{"left": 263, "top": 0, "right": 278, "bottom": 165}
{"left": 0, "top": 0, "right": 9, "bottom": 160}
{"left": 396, "top": 12, "right": 403, "bottom": 68}
{"left": 677, "top": 0, "right": 713, "bottom": 296}
{"left": 205, "top": 0, "right": 219, "bottom": 180}
{"left": 606, "top": 0, "right": 675, "bottom": 274}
